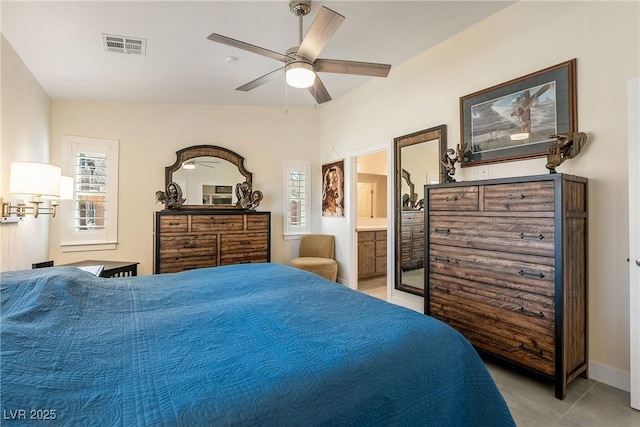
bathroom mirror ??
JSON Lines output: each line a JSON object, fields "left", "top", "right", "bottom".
{"left": 394, "top": 125, "right": 446, "bottom": 296}
{"left": 165, "top": 145, "right": 252, "bottom": 209}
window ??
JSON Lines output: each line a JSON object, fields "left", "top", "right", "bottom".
{"left": 61, "top": 135, "right": 119, "bottom": 251}
{"left": 283, "top": 160, "right": 311, "bottom": 237}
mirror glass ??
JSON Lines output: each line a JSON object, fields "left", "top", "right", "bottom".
{"left": 394, "top": 125, "right": 446, "bottom": 295}
{"left": 165, "top": 145, "right": 252, "bottom": 209}
{"left": 357, "top": 151, "right": 387, "bottom": 219}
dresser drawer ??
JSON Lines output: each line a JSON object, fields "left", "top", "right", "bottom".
{"left": 159, "top": 234, "right": 217, "bottom": 255}
{"left": 484, "top": 181, "right": 555, "bottom": 212}
{"left": 448, "top": 318, "right": 555, "bottom": 376}
{"left": 220, "top": 232, "right": 269, "bottom": 264}
{"left": 158, "top": 235, "right": 217, "bottom": 274}
{"left": 159, "top": 215, "right": 189, "bottom": 233}
{"left": 247, "top": 214, "right": 270, "bottom": 230}
{"left": 429, "top": 215, "right": 555, "bottom": 257}
{"left": 429, "top": 244, "right": 555, "bottom": 296}
{"left": 402, "top": 211, "right": 424, "bottom": 223}
{"left": 429, "top": 285, "right": 555, "bottom": 375}
{"left": 428, "top": 186, "right": 479, "bottom": 211}
{"left": 191, "top": 215, "right": 245, "bottom": 232}
{"left": 158, "top": 256, "right": 217, "bottom": 274}
{"left": 429, "top": 271, "right": 555, "bottom": 324}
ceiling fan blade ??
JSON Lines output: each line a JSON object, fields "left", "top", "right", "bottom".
{"left": 236, "top": 67, "right": 284, "bottom": 92}
{"left": 207, "top": 33, "right": 290, "bottom": 63}
{"left": 297, "top": 7, "right": 345, "bottom": 62}
{"left": 308, "top": 76, "right": 332, "bottom": 104}
{"left": 315, "top": 59, "right": 391, "bottom": 77}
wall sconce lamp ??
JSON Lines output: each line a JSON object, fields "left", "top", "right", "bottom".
{"left": 1, "top": 162, "right": 73, "bottom": 223}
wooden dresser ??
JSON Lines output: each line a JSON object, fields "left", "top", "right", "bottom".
{"left": 154, "top": 210, "right": 270, "bottom": 274}
{"left": 358, "top": 230, "right": 387, "bottom": 278}
{"left": 425, "top": 174, "right": 588, "bottom": 399}
{"left": 401, "top": 210, "right": 424, "bottom": 271}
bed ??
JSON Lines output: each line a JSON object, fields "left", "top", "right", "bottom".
{"left": 1, "top": 263, "right": 514, "bottom": 426}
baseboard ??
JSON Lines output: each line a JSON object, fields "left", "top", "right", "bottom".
{"left": 588, "top": 361, "right": 630, "bottom": 392}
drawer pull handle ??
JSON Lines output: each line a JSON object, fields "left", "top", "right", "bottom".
{"left": 433, "top": 256, "right": 450, "bottom": 263}
{"left": 433, "top": 285, "right": 450, "bottom": 293}
{"left": 183, "top": 243, "right": 196, "bottom": 249}
{"left": 518, "top": 307, "right": 545, "bottom": 318}
{"left": 519, "top": 269, "right": 545, "bottom": 279}
{"left": 434, "top": 227, "right": 450, "bottom": 234}
{"left": 446, "top": 196, "right": 459, "bottom": 202}
{"left": 520, "top": 232, "right": 544, "bottom": 240}
{"left": 169, "top": 222, "right": 180, "bottom": 226}
{"left": 507, "top": 194, "right": 526, "bottom": 200}
{"left": 519, "top": 343, "right": 544, "bottom": 357}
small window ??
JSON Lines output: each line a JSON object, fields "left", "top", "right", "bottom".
{"left": 61, "top": 135, "right": 119, "bottom": 251}
{"left": 283, "top": 160, "right": 311, "bottom": 236}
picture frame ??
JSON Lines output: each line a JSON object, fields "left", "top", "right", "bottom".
{"left": 321, "top": 160, "right": 345, "bottom": 217}
{"left": 460, "top": 59, "right": 577, "bottom": 166}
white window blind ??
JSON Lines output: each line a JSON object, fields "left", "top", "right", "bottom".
{"left": 75, "top": 152, "right": 107, "bottom": 231}
{"left": 283, "top": 160, "right": 311, "bottom": 236}
{"left": 61, "top": 136, "right": 119, "bottom": 251}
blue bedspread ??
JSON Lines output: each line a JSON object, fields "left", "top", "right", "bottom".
{"left": 1, "top": 263, "right": 514, "bottom": 426}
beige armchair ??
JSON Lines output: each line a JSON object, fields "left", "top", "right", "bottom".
{"left": 288, "top": 234, "right": 338, "bottom": 282}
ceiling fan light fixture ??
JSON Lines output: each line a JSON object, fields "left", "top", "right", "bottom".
{"left": 285, "top": 61, "right": 316, "bottom": 88}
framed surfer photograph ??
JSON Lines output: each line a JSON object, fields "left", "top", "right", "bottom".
{"left": 460, "top": 59, "right": 577, "bottom": 166}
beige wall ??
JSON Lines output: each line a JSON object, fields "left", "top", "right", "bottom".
{"left": 319, "top": 1, "right": 639, "bottom": 389}
{"left": 48, "top": 101, "right": 320, "bottom": 274}
{"left": 0, "top": 34, "right": 52, "bottom": 271}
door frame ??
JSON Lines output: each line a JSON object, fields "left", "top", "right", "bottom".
{"left": 628, "top": 77, "right": 639, "bottom": 410}
{"left": 348, "top": 144, "right": 391, "bottom": 293}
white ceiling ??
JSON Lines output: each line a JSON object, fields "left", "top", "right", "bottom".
{"left": 1, "top": 1, "right": 514, "bottom": 107}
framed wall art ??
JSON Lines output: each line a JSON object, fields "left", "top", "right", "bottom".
{"left": 460, "top": 59, "right": 577, "bottom": 166}
{"left": 321, "top": 160, "right": 345, "bottom": 217}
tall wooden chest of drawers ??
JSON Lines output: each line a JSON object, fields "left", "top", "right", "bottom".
{"left": 425, "top": 174, "right": 587, "bottom": 399}
{"left": 154, "top": 210, "right": 270, "bottom": 274}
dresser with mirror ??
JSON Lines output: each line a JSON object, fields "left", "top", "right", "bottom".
{"left": 154, "top": 145, "right": 270, "bottom": 274}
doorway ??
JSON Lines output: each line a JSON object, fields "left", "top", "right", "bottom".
{"left": 355, "top": 150, "right": 388, "bottom": 301}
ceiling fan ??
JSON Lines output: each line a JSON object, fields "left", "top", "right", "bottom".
{"left": 207, "top": 0, "right": 391, "bottom": 104}
{"left": 182, "top": 160, "right": 220, "bottom": 170}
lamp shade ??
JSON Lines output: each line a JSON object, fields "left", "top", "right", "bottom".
{"left": 285, "top": 61, "right": 316, "bottom": 89}
{"left": 9, "top": 162, "right": 61, "bottom": 197}
{"left": 58, "top": 176, "right": 74, "bottom": 200}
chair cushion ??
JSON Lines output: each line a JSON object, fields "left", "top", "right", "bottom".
{"left": 289, "top": 257, "right": 338, "bottom": 282}
{"left": 298, "top": 235, "right": 335, "bottom": 259}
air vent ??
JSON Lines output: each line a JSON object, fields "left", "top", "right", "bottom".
{"left": 101, "top": 34, "right": 147, "bottom": 55}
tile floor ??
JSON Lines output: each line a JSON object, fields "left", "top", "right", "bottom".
{"left": 357, "top": 277, "right": 640, "bottom": 427}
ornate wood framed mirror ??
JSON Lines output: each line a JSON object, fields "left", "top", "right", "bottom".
{"left": 394, "top": 125, "right": 447, "bottom": 295}
{"left": 165, "top": 145, "right": 252, "bottom": 210}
